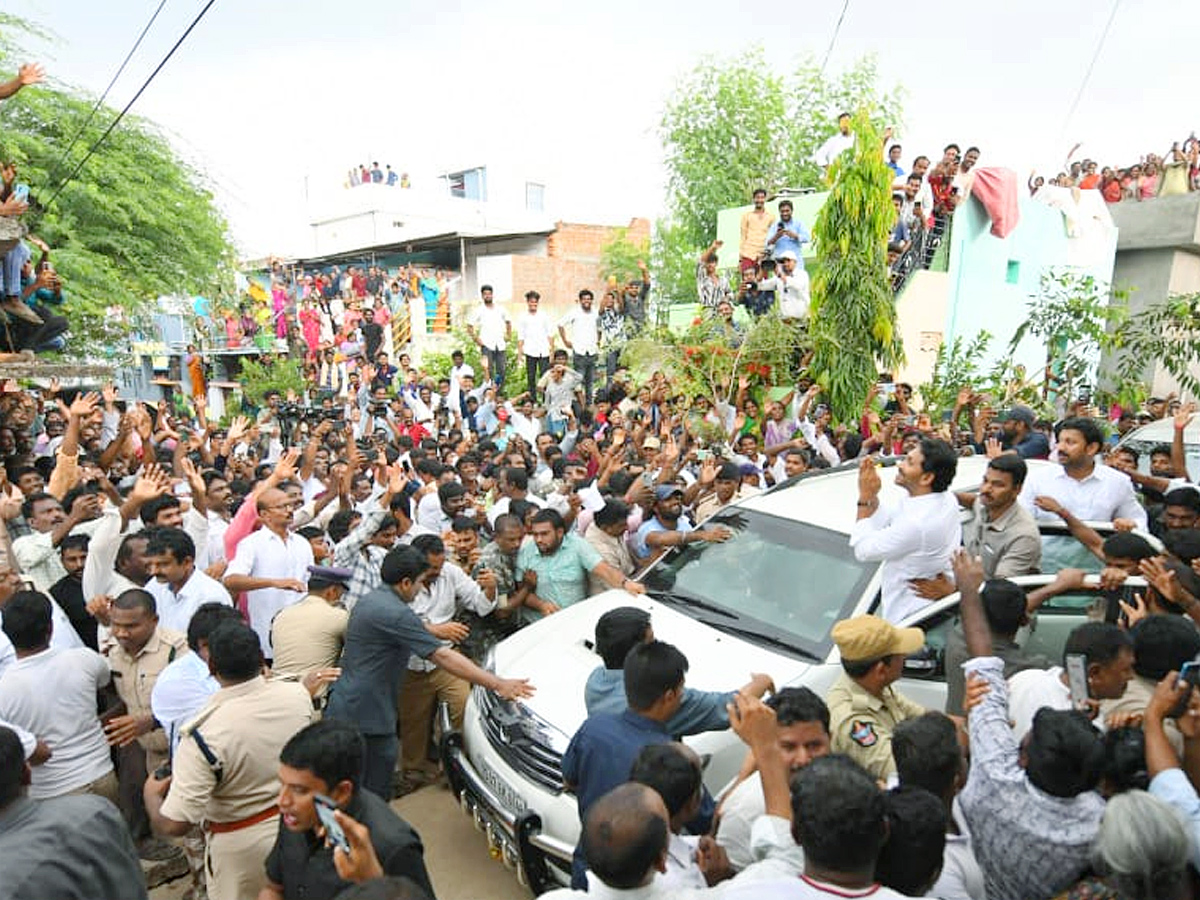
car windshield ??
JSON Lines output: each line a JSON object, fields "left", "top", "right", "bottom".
{"left": 642, "top": 508, "right": 875, "bottom": 660}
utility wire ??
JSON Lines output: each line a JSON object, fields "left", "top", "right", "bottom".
{"left": 1060, "top": 0, "right": 1121, "bottom": 139}
{"left": 54, "top": 0, "right": 171, "bottom": 172}
{"left": 44, "top": 0, "right": 218, "bottom": 209}
{"left": 819, "top": 0, "right": 851, "bottom": 74}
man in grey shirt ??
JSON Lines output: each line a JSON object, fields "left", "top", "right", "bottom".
{"left": 0, "top": 725, "right": 146, "bottom": 900}
{"left": 961, "top": 454, "right": 1041, "bottom": 578}
{"left": 537, "top": 349, "right": 583, "bottom": 440}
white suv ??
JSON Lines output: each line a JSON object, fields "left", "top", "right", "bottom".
{"left": 443, "top": 455, "right": 1136, "bottom": 893}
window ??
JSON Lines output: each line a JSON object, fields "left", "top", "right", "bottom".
{"left": 525, "top": 182, "right": 545, "bottom": 213}
{"left": 1006, "top": 260, "right": 1020, "bottom": 284}
{"left": 643, "top": 509, "right": 875, "bottom": 661}
{"left": 446, "top": 167, "right": 487, "bottom": 201}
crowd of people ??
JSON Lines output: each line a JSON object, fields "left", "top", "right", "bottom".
{"left": 1032, "top": 138, "right": 1200, "bottom": 201}
{"left": 8, "top": 63, "right": 1200, "bottom": 900}
{"left": 0, "top": 63, "right": 72, "bottom": 358}
{"left": 347, "top": 164, "right": 409, "bottom": 189}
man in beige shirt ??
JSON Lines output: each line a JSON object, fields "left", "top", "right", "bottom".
{"left": 269, "top": 565, "right": 351, "bottom": 689}
{"left": 584, "top": 499, "right": 636, "bottom": 597}
{"left": 738, "top": 188, "right": 772, "bottom": 274}
{"left": 144, "top": 621, "right": 314, "bottom": 900}
{"left": 105, "top": 589, "right": 189, "bottom": 778}
{"left": 692, "top": 460, "right": 760, "bottom": 524}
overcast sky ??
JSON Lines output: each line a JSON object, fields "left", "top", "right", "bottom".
{"left": 6, "top": 0, "right": 1196, "bottom": 257}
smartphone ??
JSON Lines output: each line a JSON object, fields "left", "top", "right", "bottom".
{"left": 12, "top": 183, "right": 29, "bottom": 203}
{"left": 313, "top": 793, "right": 349, "bottom": 853}
{"left": 1065, "top": 653, "right": 1089, "bottom": 711}
{"left": 696, "top": 449, "right": 711, "bottom": 461}
{"left": 1179, "top": 660, "right": 1200, "bottom": 689}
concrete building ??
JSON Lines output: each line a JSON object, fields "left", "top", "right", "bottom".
{"left": 715, "top": 178, "right": 1120, "bottom": 397}
{"left": 1105, "top": 192, "right": 1200, "bottom": 399}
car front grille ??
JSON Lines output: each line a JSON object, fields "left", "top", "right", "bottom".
{"left": 473, "top": 686, "right": 566, "bottom": 794}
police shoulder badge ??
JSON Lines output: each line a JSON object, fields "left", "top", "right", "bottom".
{"left": 849, "top": 719, "right": 878, "bottom": 748}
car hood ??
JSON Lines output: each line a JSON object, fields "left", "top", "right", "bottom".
{"left": 492, "top": 589, "right": 816, "bottom": 739}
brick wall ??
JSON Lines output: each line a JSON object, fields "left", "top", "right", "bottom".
{"left": 510, "top": 217, "right": 652, "bottom": 321}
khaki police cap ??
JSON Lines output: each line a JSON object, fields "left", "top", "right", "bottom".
{"left": 831, "top": 614, "right": 924, "bottom": 662}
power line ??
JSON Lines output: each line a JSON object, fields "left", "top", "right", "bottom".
{"left": 44, "top": 0, "right": 218, "bottom": 209}
{"left": 54, "top": 0, "right": 171, "bottom": 172}
{"left": 819, "top": 0, "right": 851, "bottom": 74}
{"left": 1060, "top": 0, "right": 1121, "bottom": 138}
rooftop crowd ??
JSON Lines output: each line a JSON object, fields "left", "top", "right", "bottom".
{"left": 6, "top": 70, "right": 1200, "bottom": 900}
{"left": 1032, "top": 137, "right": 1200, "bottom": 201}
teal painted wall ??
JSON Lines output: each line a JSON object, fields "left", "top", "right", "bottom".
{"left": 943, "top": 193, "right": 1116, "bottom": 377}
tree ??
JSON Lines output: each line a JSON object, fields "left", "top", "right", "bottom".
{"left": 659, "top": 51, "right": 904, "bottom": 252}
{"left": 1107, "top": 293, "right": 1200, "bottom": 405}
{"left": 808, "top": 112, "right": 902, "bottom": 423}
{"left": 1010, "top": 269, "right": 1113, "bottom": 407}
{"left": 598, "top": 226, "right": 649, "bottom": 289}
{"left": 0, "top": 15, "right": 237, "bottom": 356}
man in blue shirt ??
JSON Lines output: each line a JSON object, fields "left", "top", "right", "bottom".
{"left": 561, "top": 640, "right": 715, "bottom": 889}
{"left": 998, "top": 405, "right": 1050, "bottom": 459}
{"left": 517, "top": 509, "right": 643, "bottom": 609}
{"left": 764, "top": 199, "right": 810, "bottom": 264}
{"left": 584, "top": 606, "right": 773, "bottom": 734}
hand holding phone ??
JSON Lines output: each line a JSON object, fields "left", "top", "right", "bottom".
{"left": 314, "top": 793, "right": 350, "bottom": 853}
{"left": 1065, "top": 653, "right": 1090, "bottom": 712}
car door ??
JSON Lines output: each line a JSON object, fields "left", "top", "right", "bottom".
{"left": 897, "top": 573, "right": 1148, "bottom": 714}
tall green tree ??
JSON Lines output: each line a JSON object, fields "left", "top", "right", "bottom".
{"left": 0, "top": 14, "right": 237, "bottom": 356}
{"left": 659, "top": 50, "right": 904, "bottom": 252}
{"left": 808, "top": 112, "right": 902, "bottom": 422}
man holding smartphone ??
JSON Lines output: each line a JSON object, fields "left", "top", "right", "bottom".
{"left": 260, "top": 719, "right": 434, "bottom": 900}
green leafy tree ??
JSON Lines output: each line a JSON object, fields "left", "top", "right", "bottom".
{"left": 0, "top": 15, "right": 237, "bottom": 356}
{"left": 659, "top": 50, "right": 904, "bottom": 252}
{"left": 1010, "top": 269, "right": 1114, "bottom": 406}
{"left": 808, "top": 112, "right": 902, "bottom": 422}
{"left": 1107, "top": 292, "right": 1200, "bottom": 405}
{"left": 236, "top": 355, "right": 305, "bottom": 410}
{"left": 598, "top": 226, "right": 649, "bottom": 288}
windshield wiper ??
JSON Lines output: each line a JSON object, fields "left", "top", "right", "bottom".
{"left": 646, "top": 587, "right": 737, "bottom": 619}
{"left": 709, "top": 620, "right": 823, "bottom": 661}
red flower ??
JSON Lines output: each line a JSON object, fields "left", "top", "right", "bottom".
{"left": 691, "top": 317, "right": 703, "bottom": 327}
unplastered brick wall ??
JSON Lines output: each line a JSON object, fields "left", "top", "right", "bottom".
{"left": 513, "top": 218, "right": 651, "bottom": 319}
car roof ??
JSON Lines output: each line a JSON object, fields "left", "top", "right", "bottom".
{"left": 1119, "top": 418, "right": 1200, "bottom": 447}
{"left": 738, "top": 455, "right": 1056, "bottom": 535}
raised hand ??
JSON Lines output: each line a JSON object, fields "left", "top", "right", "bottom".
{"left": 950, "top": 549, "right": 984, "bottom": 596}
{"left": 1175, "top": 402, "right": 1196, "bottom": 431}
{"left": 68, "top": 391, "right": 100, "bottom": 419}
{"left": 17, "top": 63, "right": 45, "bottom": 86}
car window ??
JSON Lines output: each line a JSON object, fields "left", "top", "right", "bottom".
{"left": 1040, "top": 534, "right": 1103, "bottom": 573}
{"left": 1022, "top": 590, "right": 1107, "bottom": 661}
{"left": 642, "top": 509, "right": 875, "bottom": 661}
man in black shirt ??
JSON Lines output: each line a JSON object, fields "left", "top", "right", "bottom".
{"left": 361, "top": 307, "right": 384, "bottom": 362}
{"left": 262, "top": 719, "right": 436, "bottom": 900}
{"left": 49, "top": 533, "right": 95, "bottom": 649}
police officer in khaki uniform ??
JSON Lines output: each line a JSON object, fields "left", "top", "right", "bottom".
{"left": 827, "top": 614, "right": 926, "bottom": 781}
{"left": 144, "top": 620, "right": 315, "bottom": 900}
{"left": 103, "top": 589, "right": 189, "bottom": 776}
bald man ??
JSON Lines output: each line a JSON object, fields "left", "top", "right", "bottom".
{"left": 223, "top": 488, "right": 314, "bottom": 658}
{"left": 541, "top": 783, "right": 671, "bottom": 897}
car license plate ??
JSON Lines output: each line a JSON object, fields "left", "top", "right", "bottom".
{"left": 477, "top": 756, "right": 528, "bottom": 814}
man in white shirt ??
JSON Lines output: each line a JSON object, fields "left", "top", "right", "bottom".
{"left": 465, "top": 285, "right": 512, "bottom": 389}
{"left": 1021, "top": 416, "right": 1147, "bottom": 529}
{"left": 1008, "top": 621, "right": 1134, "bottom": 741}
{"left": 558, "top": 289, "right": 601, "bottom": 404}
{"left": 517, "top": 290, "right": 554, "bottom": 397}
{"left": 0, "top": 592, "right": 116, "bottom": 801}
{"left": 12, "top": 491, "right": 102, "bottom": 593}
{"left": 814, "top": 112, "right": 855, "bottom": 172}
{"left": 0, "top": 564, "right": 83, "bottom": 678}
{"left": 143, "top": 528, "right": 231, "bottom": 634}
{"left": 850, "top": 439, "right": 962, "bottom": 623}
{"left": 716, "top": 688, "right": 831, "bottom": 872}
{"left": 223, "top": 487, "right": 314, "bottom": 658}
